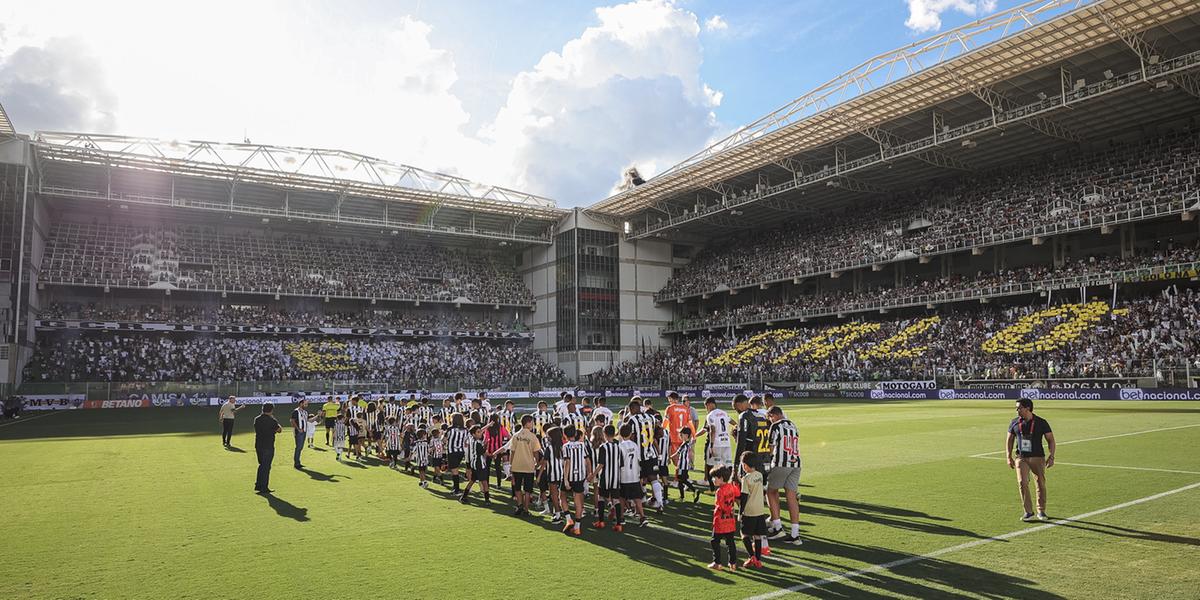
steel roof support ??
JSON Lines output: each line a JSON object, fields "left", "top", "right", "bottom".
{"left": 1097, "top": 4, "right": 1200, "bottom": 99}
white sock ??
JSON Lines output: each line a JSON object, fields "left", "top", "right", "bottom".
{"left": 762, "top": 537, "right": 770, "bottom": 549}
{"left": 791, "top": 523, "right": 800, "bottom": 537}
{"left": 772, "top": 518, "right": 782, "bottom": 529}
{"left": 651, "top": 481, "right": 664, "bottom": 506}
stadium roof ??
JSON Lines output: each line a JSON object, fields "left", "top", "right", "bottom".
{"left": 33, "top": 132, "right": 568, "bottom": 245}
{"left": 588, "top": 0, "right": 1200, "bottom": 232}
{"left": 0, "top": 101, "right": 14, "bottom": 138}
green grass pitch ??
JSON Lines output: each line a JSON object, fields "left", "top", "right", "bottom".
{"left": 2, "top": 398, "right": 1198, "bottom": 599}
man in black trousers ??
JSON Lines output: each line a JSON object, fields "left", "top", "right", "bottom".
{"left": 254, "top": 403, "right": 282, "bottom": 494}
{"left": 291, "top": 397, "right": 309, "bottom": 469}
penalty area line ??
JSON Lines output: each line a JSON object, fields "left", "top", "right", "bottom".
{"left": 970, "top": 423, "right": 1200, "bottom": 457}
{"left": 743, "top": 480, "right": 1200, "bottom": 600}
{"left": 969, "top": 455, "right": 1200, "bottom": 475}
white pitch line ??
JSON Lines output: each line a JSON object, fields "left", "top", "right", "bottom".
{"left": 970, "top": 422, "right": 1200, "bottom": 457}
{"left": 743, "top": 480, "right": 1200, "bottom": 600}
{"left": 970, "top": 455, "right": 1200, "bottom": 475}
{"left": 0, "top": 412, "right": 57, "bottom": 429}
{"left": 646, "top": 522, "right": 843, "bottom": 576}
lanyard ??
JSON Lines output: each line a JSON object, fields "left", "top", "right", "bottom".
{"left": 1020, "top": 417, "right": 1034, "bottom": 437}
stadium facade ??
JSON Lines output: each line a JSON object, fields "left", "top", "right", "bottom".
{"left": 2, "top": 0, "right": 1200, "bottom": 396}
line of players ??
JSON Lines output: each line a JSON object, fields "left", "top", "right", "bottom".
{"left": 314, "top": 389, "right": 804, "bottom": 563}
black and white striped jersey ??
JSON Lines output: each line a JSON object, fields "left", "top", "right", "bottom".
{"left": 594, "top": 440, "right": 622, "bottom": 489}
{"left": 769, "top": 418, "right": 802, "bottom": 469}
{"left": 384, "top": 425, "right": 403, "bottom": 451}
{"left": 675, "top": 439, "right": 694, "bottom": 473}
{"left": 415, "top": 404, "right": 433, "bottom": 428}
{"left": 497, "top": 409, "right": 515, "bottom": 433}
{"left": 333, "top": 421, "right": 347, "bottom": 445}
{"left": 542, "top": 443, "right": 564, "bottom": 482}
{"left": 624, "top": 413, "right": 659, "bottom": 460}
{"left": 430, "top": 436, "right": 446, "bottom": 458}
{"left": 439, "top": 407, "right": 455, "bottom": 426}
{"left": 466, "top": 438, "right": 487, "bottom": 472}
{"left": 563, "top": 440, "right": 590, "bottom": 482}
{"left": 446, "top": 426, "right": 470, "bottom": 454}
{"left": 656, "top": 434, "right": 670, "bottom": 467}
{"left": 562, "top": 411, "right": 587, "bottom": 434}
{"left": 410, "top": 440, "right": 430, "bottom": 467}
{"left": 532, "top": 410, "right": 554, "bottom": 436}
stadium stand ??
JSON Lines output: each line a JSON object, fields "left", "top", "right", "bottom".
{"left": 667, "top": 244, "right": 1200, "bottom": 331}
{"left": 40, "top": 223, "right": 534, "bottom": 306}
{"left": 24, "top": 336, "right": 564, "bottom": 385}
{"left": 39, "top": 303, "right": 526, "bottom": 332}
{"left": 656, "top": 130, "right": 1200, "bottom": 301}
{"left": 603, "top": 288, "right": 1200, "bottom": 386}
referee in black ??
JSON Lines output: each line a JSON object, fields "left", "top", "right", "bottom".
{"left": 254, "top": 403, "right": 282, "bottom": 494}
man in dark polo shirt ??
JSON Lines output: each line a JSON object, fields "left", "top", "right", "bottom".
{"left": 1006, "top": 398, "right": 1056, "bottom": 521}
{"left": 254, "top": 403, "right": 283, "bottom": 494}
{"left": 290, "top": 397, "right": 309, "bottom": 469}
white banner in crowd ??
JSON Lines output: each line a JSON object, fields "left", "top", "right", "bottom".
{"left": 34, "top": 320, "right": 534, "bottom": 339}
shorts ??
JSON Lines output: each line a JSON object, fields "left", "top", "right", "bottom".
{"left": 431, "top": 456, "right": 445, "bottom": 468}
{"left": 566, "top": 480, "right": 585, "bottom": 494}
{"left": 324, "top": 417, "right": 336, "bottom": 428}
{"left": 759, "top": 464, "right": 772, "bottom": 483}
{"left": 656, "top": 464, "right": 670, "bottom": 478}
{"left": 513, "top": 472, "right": 535, "bottom": 493}
{"left": 538, "top": 473, "right": 550, "bottom": 491}
{"left": 766, "top": 465, "right": 801, "bottom": 492}
{"left": 741, "top": 515, "right": 768, "bottom": 537}
{"left": 599, "top": 485, "right": 619, "bottom": 499}
{"left": 387, "top": 450, "right": 400, "bottom": 459}
{"left": 708, "top": 447, "right": 733, "bottom": 467}
{"left": 639, "top": 459, "right": 658, "bottom": 479}
{"left": 447, "top": 452, "right": 464, "bottom": 469}
{"left": 349, "top": 435, "right": 360, "bottom": 445}
{"left": 620, "top": 482, "right": 643, "bottom": 500}
{"left": 470, "top": 458, "right": 489, "bottom": 474}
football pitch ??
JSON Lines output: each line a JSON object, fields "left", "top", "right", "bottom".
{"left": 2, "top": 399, "right": 1198, "bottom": 599}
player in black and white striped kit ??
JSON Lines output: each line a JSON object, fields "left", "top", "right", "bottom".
{"left": 621, "top": 399, "right": 660, "bottom": 506}
{"left": 411, "top": 429, "right": 430, "bottom": 488}
{"left": 561, "top": 425, "right": 592, "bottom": 536}
{"left": 766, "top": 406, "right": 803, "bottom": 544}
{"left": 651, "top": 425, "right": 671, "bottom": 510}
{"left": 540, "top": 426, "right": 567, "bottom": 523}
{"left": 460, "top": 425, "right": 491, "bottom": 504}
{"left": 671, "top": 427, "right": 701, "bottom": 503}
{"left": 445, "top": 413, "right": 470, "bottom": 494}
{"left": 591, "top": 425, "right": 622, "bottom": 529}
{"left": 384, "top": 416, "right": 403, "bottom": 468}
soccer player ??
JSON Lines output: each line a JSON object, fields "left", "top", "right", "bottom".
{"left": 622, "top": 399, "right": 660, "bottom": 507}
{"left": 540, "top": 426, "right": 567, "bottom": 524}
{"left": 346, "top": 412, "right": 362, "bottom": 460}
{"left": 709, "top": 466, "right": 740, "bottom": 571}
{"left": 332, "top": 414, "right": 348, "bottom": 462}
{"left": 1007, "top": 398, "right": 1055, "bottom": 521}
{"left": 445, "top": 413, "right": 470, "bottom": 494}
{"left": 319, "top": 396, "right": 339, "bottom": 446}
{"left": 652, "top": 425, "right": 671, "bottom": 510}
{"left": 412, "top": 429, "right": 431, "bottom": 488}
{"left": 672, "top": 427, "right": 701, "bottom": 502}
{"left": 664, "top": 391, "right": 691, "bottom": 456}
{"left": 739, "top": 452, "right": 768, "bottom": 569}
{"left": 561, "top": 426, "right": 592, "bottom": 536}
{"left": 469, "top": 397, "right": 487, "bottom": 428}
{"left": 733, "top": 394, "right": 769, "bottom": 480}
{"left": 532, "top": 400, "right": 553, "bottom": 437}
{"left": 497, "top": 400, "right": 516, "bottom": 434}
{"left": 765, "top": 406, "right": 803, "bottom": 544}
{"left": 562, "top": 396, "right": 587, "bottom": 433}
{"left": 592, "top": 396, "right": 613, "bottom": 425}
{"left": 384, "top": 416, "right": 403, "bottom": 468}
{"left": 439, "top": 398, "right": 455, "bottom": 427}
{"left": 700, "top": 396, "right": 733, "bottom": 490}
{"left": 460, "top": 425, "right": 490, "bottom": 504}
{"left": 592, "top": 425, "right": 620, "bottom": 529}
{"left": 616, "top": 423, "right": 648, "bottom": 529}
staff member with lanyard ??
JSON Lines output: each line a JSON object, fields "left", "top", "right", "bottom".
{"left": 291, "top": 398, "right": 309, "bottom": 469}
{"left": 254, "top": 404, "right": 282, "bottom": 493}
{"left": 218, "top": 396, "right": 244, "bottom": 448}
{"left": 1006, "top": 398, "right": 1055, "bottom": 521}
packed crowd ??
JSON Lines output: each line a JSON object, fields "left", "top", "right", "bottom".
{"left": 658, "top": 130, "right": 1200, "bottom": 300}
{"left": 39, "top": 303, "right": 525, "bottom": 332}
{"left": 41, "top": 224, "right": 534, "bottom": 305}
{"left": 24, "top": 336, "right": 563, "bottom": 385}
{"left": 670, "top": 244, "right": 1200, "bottom": 330}
{"left": 603, "top": 288, "right": 1200, "bottom": 384}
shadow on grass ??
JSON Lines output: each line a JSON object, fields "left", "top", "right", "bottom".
{"left": 802, "top": 495, "right": 986, "bottom": 539}
{"left": 1057, "top": 519, "right": 1200, "bottom": 546}
{"left": 298, "top": 467, "right": 348, "bottom": 483}
{"left": 261, "top": 492, "right": 309, "bottom": 522}
{"left": 225, "top": 445, "right": 246, "bottom": 453}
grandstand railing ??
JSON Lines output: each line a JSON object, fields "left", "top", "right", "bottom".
{"left": 37, "top": 185, "right": 555, "bottom": 245}
{"left": 17, "top": 378, "right": 576, "bottom": 400}
{"left": 656, "top": 193, "right": 1198, "bottom": 303}
{"left": 662, "top": 260, "right": 1200, "bottom": 334}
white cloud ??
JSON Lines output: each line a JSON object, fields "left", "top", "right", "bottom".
{"left": 0, "top": 0, "right": 721, "bottom": 207}
{"left": 482, "top": 0, "right": 722, "bottom": 204}
{"left": 904, "top": 0, "right": 998, "bottom": 33}
{"left": 705, "top": 15, "right": 729, "bottom": 33}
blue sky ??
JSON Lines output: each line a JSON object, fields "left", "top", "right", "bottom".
{"left": 0, "top": 0, "right": 1009, "bottom": 206}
